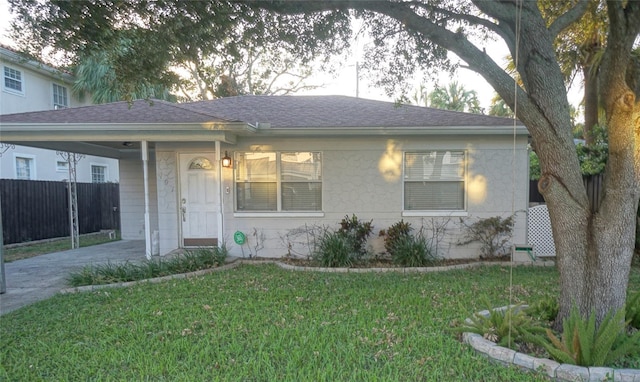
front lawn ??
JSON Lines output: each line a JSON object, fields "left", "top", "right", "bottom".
{"left": 1, "top": 264, "right": 638, "bottom": 381}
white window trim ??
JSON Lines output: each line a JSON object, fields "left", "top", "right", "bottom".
{"left": 3, "top": 65, "right": 25, "bottom": 96}
{"left": 90, "top": 163, "right": 109, "bottom": 183}
{"left": 402, "top": 150, "right": 468, "bottom": 213}
{"left": 52, "top": 83, "right": 69, "bottom": 109}
{"left": 234, "top": 151, "right": 323, "bottom": 213}
{"left": 56, "top": 160, "right": 69, "bottom": 172}
{"left": 14, "top": 153, "right": 36, "bottom": 180}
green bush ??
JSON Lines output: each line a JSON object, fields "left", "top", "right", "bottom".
{"left": 391, "top": 234, "right": 439, "bottom": 267}
{"left": 338, "top": 214, "right": 373, "bottom": 258}
{"left": 457, "top": 215, "right": 514, "bottom": 259}
{"left": 532, "top": 306, "right": 640, "bottom": 367}
{"left": 379, "top": 220, "right": 412, "bottom": 255}
{"left": 312, "top": 231, "right": 355, "bottom": 267}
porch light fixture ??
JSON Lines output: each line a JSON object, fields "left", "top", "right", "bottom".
{"left": 221, "top": 151, "right": 232, "bottom": 168}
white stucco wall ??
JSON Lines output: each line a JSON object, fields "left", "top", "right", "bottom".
{"left": 149, "top": 135, "right": 528, "bottom": 260}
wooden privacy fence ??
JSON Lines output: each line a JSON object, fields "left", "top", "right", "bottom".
{"left": 530, "top": 173, "right": 603, "bottom": 210}
{"left": 0, "top": 179, "right": 120, "bottom": 244}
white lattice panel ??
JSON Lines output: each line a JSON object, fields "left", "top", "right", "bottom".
{"left": 527, "top": 205, "right": 556, "bottom": 257}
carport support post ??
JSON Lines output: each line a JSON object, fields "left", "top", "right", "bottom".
{"left": 142, "top": 140, "right": 152, "bottom": 260}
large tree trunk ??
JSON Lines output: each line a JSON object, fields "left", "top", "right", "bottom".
{"left": 544, "top": 1, "right": 640, "bottom": 327}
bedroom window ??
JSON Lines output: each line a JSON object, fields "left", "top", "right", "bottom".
{"left": 15, "top": 156, "right": 34, "bottom": 180}
{"left": 53, "top": 83, "right": 68, "bottom": 109}
{"left": 235, "top": 151, "right": 322, "bottom": 211}
{"left": 3, "top": 66, "right": 23, "bottom": 94}
{"left": 404, "top": 151, "right": 465, "bottom": 211}
{"left": 91, "top": 165, "right": 107, "bottom": 183}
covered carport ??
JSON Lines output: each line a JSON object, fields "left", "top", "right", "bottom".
{"left": 0, "top": 100, "right": 252, "bottom": 260}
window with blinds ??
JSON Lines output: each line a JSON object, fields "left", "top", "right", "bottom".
{"left": 235, "top": 152, "right": 322, "bottom": 211}
{"left": 404, "top": 151, "right": 465, "bottom": 211}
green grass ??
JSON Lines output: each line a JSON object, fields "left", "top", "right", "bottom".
{"left": 1, "top": 264, "right": 639, "bottom": 381}
{"left": 4, "top": 231, "right": 121, "bottom": 262}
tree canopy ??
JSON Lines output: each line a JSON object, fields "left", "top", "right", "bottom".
{"left": 8, "top": 0, "right": 351, "bottom": 101}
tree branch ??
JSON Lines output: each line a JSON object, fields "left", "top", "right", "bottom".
{"left": 548, "top": 0, "right": 590, "bottom": 38}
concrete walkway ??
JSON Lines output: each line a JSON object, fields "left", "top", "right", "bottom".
{"left": 0, "top": 240, "right": 146, "bottom": 315}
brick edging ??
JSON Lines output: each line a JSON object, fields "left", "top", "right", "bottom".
{"left": 60, "top": 259, "right": 555, "bottom": 294}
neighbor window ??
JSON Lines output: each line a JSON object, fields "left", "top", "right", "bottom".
{"left": 235, "top": 151, "right": 322, "bottom": 211}
{"left": 53, "top": 83, "right": 68, "bottom": 109}
{"left": 91, "top": 165, "right": 107, "bottom": 183}
{"left": 3, "top": 66, "right": 23, "bottom": 94}
{"left": 56, "top": 161, "right": 69, "bottom": 172}
{"left": 404, "top": 151, "right": 465, "bottom": 210}
{"left": 15, "top": 156, "right": 34, "bottom": 180}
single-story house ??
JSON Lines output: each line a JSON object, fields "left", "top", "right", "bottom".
{"left": 0, "top": 95, "right": 529, "bottom": 259}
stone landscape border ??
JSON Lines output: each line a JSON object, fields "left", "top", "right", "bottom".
{"left": 462, "top": 307, "right": 640, "bottom": 382}
{"left": 59, "top": 258, "right": 639, "bottom": 381}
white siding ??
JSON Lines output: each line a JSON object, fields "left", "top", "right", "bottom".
{"left": 119, "top": 155, "right": 158, "bottom": 240}
{"left": 0, "top": 49, "right": 118, "bottom": 182}
{"left": 0, "top": 144, "right": 118, "bottom": 182}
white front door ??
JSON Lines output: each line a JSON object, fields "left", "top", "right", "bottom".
{"left": 179, "top": 153, "right": 219, "bottom": 247}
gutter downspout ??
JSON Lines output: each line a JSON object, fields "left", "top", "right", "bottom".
{"left": 142, "top": 140, "right": 151, "bottom": 260}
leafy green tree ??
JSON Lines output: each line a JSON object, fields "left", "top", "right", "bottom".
{"left": 428, "top": 82, "right": 482, "bottom": 113}
{"left": 488, "top": 94, "right": 515, "bottom": 118}
{"left": 9, "top": 0, "right": 640, "bottom": 329}
{"left": 9, "top": 1, "right": 348, "bottom": 101}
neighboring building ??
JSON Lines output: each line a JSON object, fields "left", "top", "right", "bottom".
{"left": 0, "top": 95, "right": 529, "bottom": 259}
{"left": 0, "top": 45, "right": 118, "bottom": 182}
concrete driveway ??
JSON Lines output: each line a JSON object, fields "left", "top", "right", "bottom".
{"left": 0, "top": 240, "right": 146, "bottom": 315}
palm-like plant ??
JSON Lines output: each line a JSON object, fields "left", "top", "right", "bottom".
{"left": 428, "top": 81, "right": 482, "bottom": 114}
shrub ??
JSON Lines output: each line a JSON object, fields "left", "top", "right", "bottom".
{"left": 379, "top": 220, "right": 412, "bottom": 255}
{"left": 338, "top": 214, "right": 373, "bottom": 259}
{"left": 525, "top": 295, "right": 559, "bottom": 323}
{"left": 391, "top": 235, "right": 439, "bottom": 267}
{"left": 312, "top": 231, "right": 355, "bottom": 267}
{"left": 627, "top": 290, "right": 640, "bottom": 329}
{"left": 456, "top": 299, "right": 545, "bottom": 349}
{"left": 532, "top": 306, "right": 640, "bottom": 366}
{"left": 457, "top": 215, "right": 514, "bottom": 259}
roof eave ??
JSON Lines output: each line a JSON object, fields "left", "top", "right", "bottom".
{"left": 250, "top": 125, "right": 529, "bottom": 136}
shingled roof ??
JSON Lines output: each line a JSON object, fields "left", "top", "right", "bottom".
{"left": 184, "top": 95, "right": 518, "bottom": 128}
{"left": 0, "top": 99, "right": 231, "bottom": 124}
{"left": 1, "top": 95, "right": 519, "bottom": 128}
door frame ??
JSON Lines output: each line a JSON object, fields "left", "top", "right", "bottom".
{"left": 178, "top": 150, "right": 220, "bottom": 248}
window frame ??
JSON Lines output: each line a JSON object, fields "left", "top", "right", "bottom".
{"left": 56, "top": 160, "right": 69, "bottom": 172}
{"left": 52, "top": 83, "right": 69, "bottom": 109}
{"left": 402, "top": 150, "right": 467, "bottom": 215}
{"left": 91, "top": 164, "right": 108, "bottom": 183}
{"left": 233, "top": 151, "right": 323, "bottom": 214}
{"left": 14, "top": 154, "right": 36, "bottom": 180}
{"left": 3, "top": 65, "right": 24, "bottom": 95}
